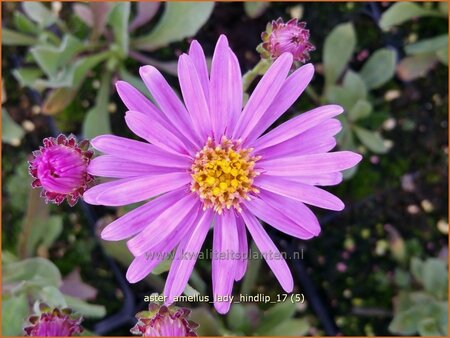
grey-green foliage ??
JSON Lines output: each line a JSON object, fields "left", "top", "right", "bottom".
{"left": 3, "top": 2, "right": 214, "bottom": 137}
{"left": 191, "top": 300, "right": 310, "bottom": 336}
{"left": 2, "top": 256, "right": 106, "bottom": 336}
{"left": 379, "top": 2, "right": 448, "bottom": 81}
{"left": 389, "top": 257, "right": 448, "bottom": 336}
{"left": 2, "top": 108, "right": 25, "bottom": 146}
{"left": 322, "top": 22, "right": 395, "bottom": 177}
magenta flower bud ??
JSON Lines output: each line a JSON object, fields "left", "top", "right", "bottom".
{"left": 131, "top": 303, "right": 199, "bottom": 337}
{"left": 28, "top": 134, "right": 94, "bottom": 206}
{"left": 260, "top": 18, "right": 315, "bottom": 63}
{"left": 23, "top": 303, "right": 83, "bottom": 336}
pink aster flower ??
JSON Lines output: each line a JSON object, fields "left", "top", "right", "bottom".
{"left": 29, "top": 134, "right": 94, "bottom": 206}
{"left": 84, "top": 35, "right": 362, "bottom": 314}
{"left": 131, "top": 303, "right": 198, "bottom": 337}
{"left": 260, "top": 18, "right": 315, "bottom": 63}
{"left": 24, "top": 303, "right": 83, "bottom": 336}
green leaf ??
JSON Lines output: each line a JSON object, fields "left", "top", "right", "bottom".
{"left": 190, "top": 308, "right": 223, "bottom": 336}
{"left": 82, "top": 71, "right": 112, "bottom": 139}
{"left": 409, "top": 291, "right": 435, "bottom": 305}
{"left": 31, "top": 35, "right": 85, "bottom": 78}
{"left": 436, "top": 47, "right": 448, "bottom": 66}
{"left": 389, "top": 307, "right": 422, "bottom": 335}
{"left": 3, "top": 257, "right": 61, "bottom": 289}
{"left": 27, "top": 215, "right": 63, "bottom": 254}
{"left": 14, "top": 11, "right": 39, "bottom": 35}
{"left": 12, "top": 68, "right": 43, "bottom": 88}
{"left": 2, "top": 294, "right": 29, "bottom": 336}
{"left": 405, "top": 35, "right": 448, "bottom": 55}
{"left": 108, "top": 2, "right": 131, "bottom": 57}
{"left": 395, "top": 291, "right": 415, "bottom": 313}
{"left": 348, "top": 99, "right": 372, "bottom": 122}
{"left": 2, "top": 251, "right": 19, "bottom": 265}
{"left": 422, "top": 258, "right": 448, "bottom": 300}
{"left": 256, "top": 301, "right": 297, "bottom": 334}
{"left": 227, "top": 303, "right": 246, "bottom": 331}
{"left": 37, "top": 51, "right": 112, "bottom": 89}
{"left": 22, "top": 2, "right": 58, "bottom": 28}
{"left": 39, "top": 286, "right": 67, "bottom": 308}
{"left": 2, "top": 28, "right": 37, "bottom": 46}
{"left": 265, "top": 318, "right": 310, "bottom": 336}
{"left": 4, "top": 159, "right": 30, "bottom": 212}
{"left": 418, "top": 318, "right": 441, "bottom": 336}
{"left": 410, "top": 257, "right": 424, "bottom": 284}
{"left": 64, "top": 295, "right": 106, "bottom": 318}
{"left": 327, "top": 71, "right": 367, "bottom": 111}
{"left": 183, "top": 283, "right": 199, "bottom": 297}
{"left": 397, "top": 54, "right": 438, "bottom": 81}
{"left": 244, "top": 2, "right": 270, "bottom": 19}
{"left": 353, "top": 126, "right": 389, "bottom": 154}
{"left": 379, "top": 2, "right": 442, "bottom": 31}
{"left": 2, "top": 109, "right": 25, "bottom": 146}
{"left": 394, "top": 268, "right": 411, "bottom": 288}
{"left": 323, "top": 22, "right": 356, "bottom": 87}
{"left": 359, "top": 48, "right": 396, "bottom": 89}
{"left": 133, "top": 2, "right": 214, "bottom": 51}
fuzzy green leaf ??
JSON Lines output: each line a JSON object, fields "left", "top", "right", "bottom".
{"left": 418, "top": 318, "right": 442, "bottom": 336}
{"left": 3, "top": 257, "right": 62, "bottom": 288}
{"left": 348, "top": 99, "right": 372, "bottom": 122}
{"left": 327, "top": 71, "right": 367, "bottom": 111}
{"left": 405, "top": 35, "right": 448, "bottom": 55}
{"left": 380, "top": 3, "right": 442, "bottom": 31}
{"left": 2, "top": 28, "right": 37, "bottom": 46}
{"left": 265, "top": 318, "right": 310, "bottom": 336}
{"left": 22, "top": 2, "right": 58, "bottom": 28}
{"left": 12, "top": 68, "right": 43, "bottom": 88}
{"left": 133, "top": 2, "right": 214, "bottom": 51}
{"left": 108, "top": 2, "right": 131, "bottom": 57}
{"left": 2, "top": 109, "right": 25, "bottom": 146}
{"left": 353, "top": 126, "right": 389, "bottom": 154}
{"left": 422, "top": 258, "right": 448, "bottom": 300}
{"left": 323, "top": 22, "right": 356, "bottom": 86}
{"left": 13, "top": 11, "right": 39, "bottom": 35}
{"left": 64, "top": 295, "right": 106, "bottom": 318}
{"left": 359, "top": 48, "right": 397, "bottom": 89}
{"left": 31, "top": 35, "right": 84, "bottom": 78}
{"left": 389, "top": 306, "right": 422, "bottom": 335}
{"left": 256, "top": 301, "right": 297, "bottom": 334}
{"left": 2, "top": 294, "right": 29, "bottom": 336}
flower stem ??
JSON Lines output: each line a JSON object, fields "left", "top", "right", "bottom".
{"left": 242, "top": 59, "right": 270, "bottom": 92}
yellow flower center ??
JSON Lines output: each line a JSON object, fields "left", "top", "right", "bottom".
{"left": 190, "top": 136, "right": 261, "bottom": 214}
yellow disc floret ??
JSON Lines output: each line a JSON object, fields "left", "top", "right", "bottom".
{"left": 191, "top": 136, "right": 261, "bottom": 214}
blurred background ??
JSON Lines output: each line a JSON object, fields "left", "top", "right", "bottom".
{"left": 2, "top": 1, "right": 448, "bottom": 336}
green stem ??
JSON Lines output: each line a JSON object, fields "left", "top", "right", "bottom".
{"left": 242, "top": 59, "right": 270, "bottom": 92}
